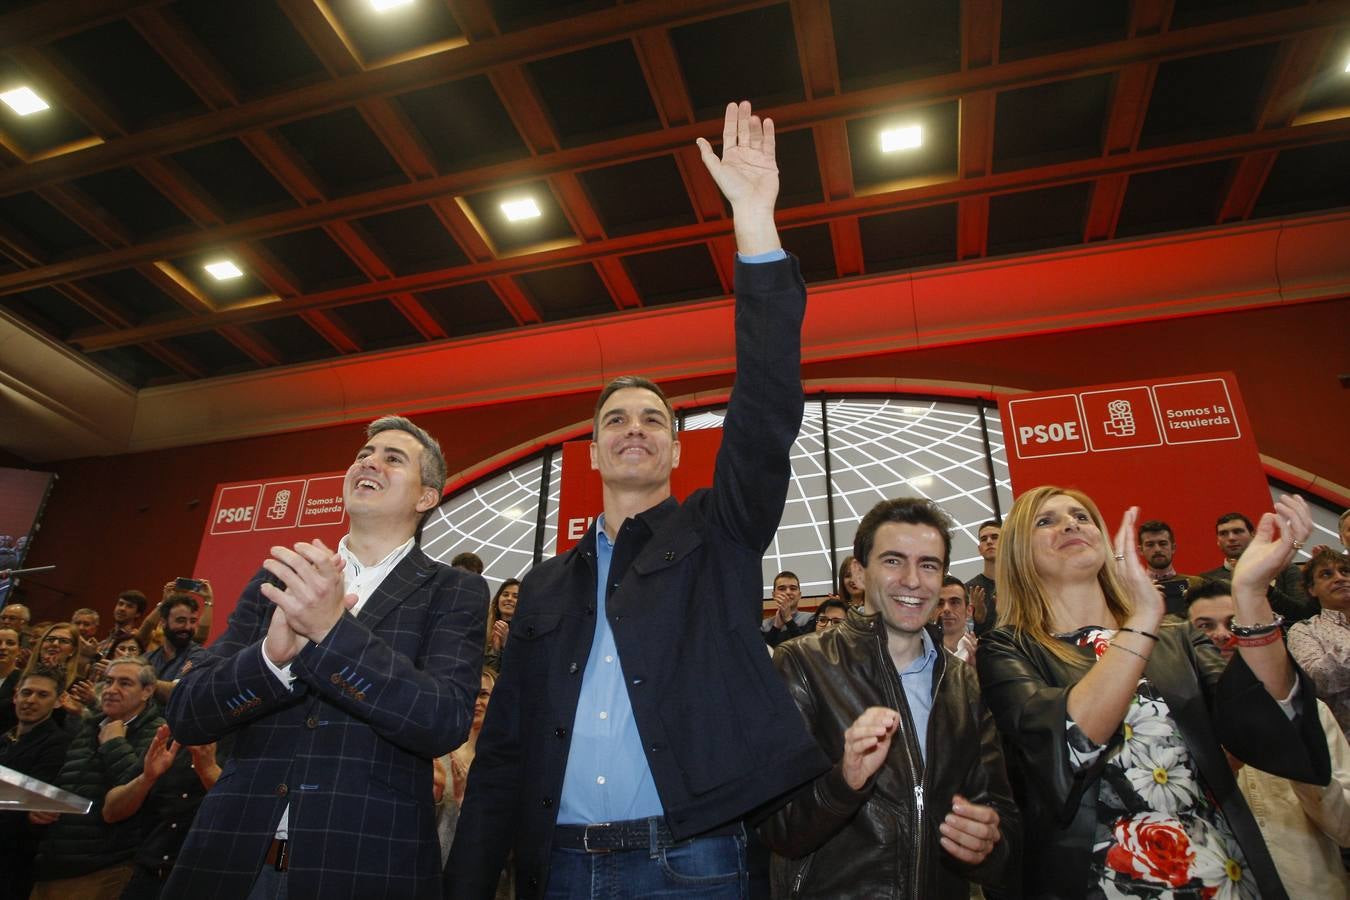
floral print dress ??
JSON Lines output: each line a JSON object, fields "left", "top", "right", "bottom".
{"left": 1061, "top": 627, "right": 1258, "bottom": 900}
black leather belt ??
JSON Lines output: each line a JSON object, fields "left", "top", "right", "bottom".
{"left": 264, "top": 838, "right": 289, "bottom": 871}
{"left": 553, "top": 818, "right": 741, "bottom": 853}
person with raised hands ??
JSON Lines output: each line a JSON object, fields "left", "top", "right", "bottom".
{"left": 977, "top": 488, "right": 1329, "bottom": 899}
{"left": 446, "top": 101, "right": 827, "bottom": 900}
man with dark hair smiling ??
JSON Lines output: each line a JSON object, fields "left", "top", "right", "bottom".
{"left": 762, "top": 570, "right": 812, "bottom": 647}
{"left": 448, "top": 101, "right": 829, "bottom": 899}
{"left": 144, "top": 593, "right": 208, "bottom": 703}
{"left": 165, "top": 414, "right": 487, "bottom": 900}
{"left": 759, "top": 497, "right": 1017, "bottom": 898}
{"left": 0, "top": 667, "right": 75, "bottom": 900}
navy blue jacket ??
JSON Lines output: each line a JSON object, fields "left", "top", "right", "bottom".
{"left": 446, "top": 255, "right": 831, "bottom": 899}
{"left": 165, "top": 548, "right": 487, "bottom": 900}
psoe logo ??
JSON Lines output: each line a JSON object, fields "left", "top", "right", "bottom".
{"left": 211, "top": 484, "right": 262, "bottom": 535}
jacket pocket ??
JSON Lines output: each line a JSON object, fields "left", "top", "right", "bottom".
{"left": 510, "top": 611, "right": 563, "bottom": 642}
{"left": 629, "top": 530, "right": 703, "bottom": 576}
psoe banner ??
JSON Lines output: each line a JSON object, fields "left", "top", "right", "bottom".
{"left": 1000, "top": 372, "right": 1270, "bottom": 576}
{"left": 192, "top": 472, "right": 349, "bottom": 642}
{"left": 555, "top": 429, "right": 723, "bottom": 555}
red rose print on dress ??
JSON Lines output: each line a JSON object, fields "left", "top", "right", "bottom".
{"left": 1077, "top": 627, "right": 1113, "bottom": 659}
{"left": 1104, "top": 813, "right": 1194, "bottom": 889}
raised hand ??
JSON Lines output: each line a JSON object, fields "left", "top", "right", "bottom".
{"left": 968, "top": 583, "right": 987, "bottom": 625}
{"left": 1232, "top": 494, "right": 1312, "bottom": 599}
{"left": 695, "top": 101, "right": 781, "bottom": 256}
{"left": 143, "top": 724, "right": 181, "bottom": 781}
{"left": 260, "top": 539, "right": 355, "bottom": 644}
{"left": 842, "top": 706, "right": 899, "bottom": 790}
{"left": 1112, "top": 507, "right": 1164, "bottom": 626}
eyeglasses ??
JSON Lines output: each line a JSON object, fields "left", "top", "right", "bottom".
{"left": 816, "top": 617, "right": 846, "bottom": 628}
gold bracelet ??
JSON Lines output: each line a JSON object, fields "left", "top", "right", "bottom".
{"left": 1110, "top": 641, "right": 1150, "bottom": 664}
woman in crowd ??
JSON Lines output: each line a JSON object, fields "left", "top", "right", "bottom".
{"left": 483, "top": 579, "right": 519, "bottom": 672}
{"left": 835, "top": 555, "right": 865, "bottom": 609}
{"left": 436, "top": 669, "right": 511, "bottom": 897}
{"left": 24, "top": 622, "right": 90, "bottom": 720}
{"left": 978, "top": 487, "right": 1328, "bottom": 899}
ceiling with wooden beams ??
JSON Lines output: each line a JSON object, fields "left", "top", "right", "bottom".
{"left": 0, "top": 0, "right": 1348, "bottom": 399}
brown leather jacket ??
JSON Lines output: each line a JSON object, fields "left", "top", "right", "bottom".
{"left": 759, "top": 611, "right": 1020, "bottom": 899}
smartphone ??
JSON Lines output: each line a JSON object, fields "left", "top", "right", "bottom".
{"left": 174, "top": 577, "right": 206, "bottom": 593}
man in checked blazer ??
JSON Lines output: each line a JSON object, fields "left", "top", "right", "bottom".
{"left": 164, "top": 415, "right": 488, "bottom": 900}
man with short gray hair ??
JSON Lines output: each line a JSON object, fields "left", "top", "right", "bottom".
{"left": 29, "top": 657, "right": 164, "bottom": 899}
{"left": 165, "top": 414, "right": 486, "bottom": 900}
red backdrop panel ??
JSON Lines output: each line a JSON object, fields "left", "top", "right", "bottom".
{"left": 191, "top": 471, "right": 349, "bottom": 642}
{"left": 1000, "top": 372, "right": 1270, "bottom": 575}
{"left": 555, "top": 429, "right": 723, "bottom": 554}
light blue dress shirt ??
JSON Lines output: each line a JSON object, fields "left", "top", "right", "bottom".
{"left": 557, "top": 250, "right": 785, "bottom": 825}
{"left": 897, "top": 628, "right": 939, "bottom": 764}
{"left": 557, "top": 516, "right": 663, "bottom": 824}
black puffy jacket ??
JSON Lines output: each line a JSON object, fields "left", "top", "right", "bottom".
{"left": 33, "top": 701, "right": 164, "bottom": 880}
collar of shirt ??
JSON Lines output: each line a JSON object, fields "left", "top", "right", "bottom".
{"left": 899, "top": 627, "right": 939, "bottom": 676}
{"left": 1150, "top": 567, "right": 1177, "bottom": 581}
{"left": 98, "top": 711, "right": 143, "bottom": 729}
{"left": 337, "top": 534, "right": 415, "bottom": 616}
{"left": 1319, "top": 607, "right": 1349, "bottom": 628}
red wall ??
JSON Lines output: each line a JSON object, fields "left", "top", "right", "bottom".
{"left": 18, "top": 297, "right": 1348, "bottom": 623}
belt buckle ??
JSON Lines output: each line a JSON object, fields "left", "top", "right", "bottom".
{"left": 582, "top": 822, "right": 612, "bottom": 854}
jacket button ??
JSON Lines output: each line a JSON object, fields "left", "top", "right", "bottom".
{"left": 554, "top": 727, "right": 568, "bottom": 738}
{"left": 664, "top": 551, "right": 675, "bottom": 561}
{"left": 541, "top": 797, "right": 553, "bottom": 808}
{"left": 649, "top": 744, "right": 662, "bottom": 753}
{"left": 611, "top": 583, "right": 620, "bottom": 591}
{"left": 306, "top": 716, "right": 319, "bottom": 729}
{"left": 276, "top": 784, "right": 288, "bottom": 797}
{"left": 568, "top": 662, "right": 579, "bottom": 674}
{"left": 630, "top": 677, "right": 644, "bottom": 686}
{"left": 330, "top": 673, "right": 342, "bottom": 685}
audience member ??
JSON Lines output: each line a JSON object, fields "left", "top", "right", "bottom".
{"left": 760, "top": 498, "right": 1017, "bottom": 898}
{"left": 102, "top": 725, "right": 220, "bottom": 900}
{"left": 835, "top": 555, "right": 865, "bottom": 609}
{"left": 1, "top": 601, "right": 31, "bottom": 643}
{"left": 935, "top": 575, "right": 978, "bottom": 663}
{"left": 0, "top": 667, "right": 76, "bottom": 900}
{"left": 436, "top": 669, "right": 511, "bottom": 900}
{"left": 1288, "top": 548, "right": 1350, "bottom": 735}
{"left": 134, "top": 581, "right": 214, "bottom": 653}
{"left": 0, "top": 625, "right": 20, "bottom": 734}
{"left": 29, "top": 657, "right": 164, "bottom": 900}
{"left": 1185, "top": 581, "right": 1350, "bottom": 898}
{"left": 164, "top": 414, "right": 487, "bottom": 899}
{"left": 1136, "top": 519, "right": 1201, "bottom": 618}
{"left": 27, "top": 621, "right": 93, "bottom": 721}
{"left": 143, "top": 593, "right": 208, "bottom": 703}
{"left": 1202, "top": 512, "right": 1316, "bottom": 622}
{"left": 452, "top": 552, "right": 485, "bottom": 575}
{"left": 761, "top": 570, "right": 812, "bottom": 647}
{"left": 96, "top": 591, "right": 147, "bottom": 657}
{"left": 483, "top": 578, "right": 520, "bottom": 673}
{"left": 447, "top": 101, "right": 830, "bottom": 898}
{"left": 72, "top": 607, "right": 101, "bottom": 668}
{"left": 978, "top": 488, "right": 1328, "bottom": 898}
{"left": 965, "top": 520, "right": 1000, "bottom": 636}
{"left": 811, "top": 597, "right": 849, "bottom": 632}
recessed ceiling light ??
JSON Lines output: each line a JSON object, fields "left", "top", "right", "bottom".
{"left": 204, "top": 260, "right": 244, "bottom": 280}
{"left": 371, "top": 0, "right": 414, "bottom": 11}
{"left": 880, "top": 124, "right": 923, "bottom": 153}
{"left": 1344, "top": 56, "right": 1350, "bottom": 74}
{"left": 501, "top": 197, "right": 542, "bottom": 222}
{"left": 1, "top": 87, "right": 50, "bottom": 116}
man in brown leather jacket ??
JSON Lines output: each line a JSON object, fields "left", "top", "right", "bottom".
{"left": 760, "top": 497, "right": 1020, "bottom": 899}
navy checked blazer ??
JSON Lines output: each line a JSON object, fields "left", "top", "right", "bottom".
{"left": 163, "top": 546, "right": 487, "bottom": 900}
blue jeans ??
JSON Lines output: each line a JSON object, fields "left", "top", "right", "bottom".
{"left": 543, "top": 829, "right": 748, "bottom": 899}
